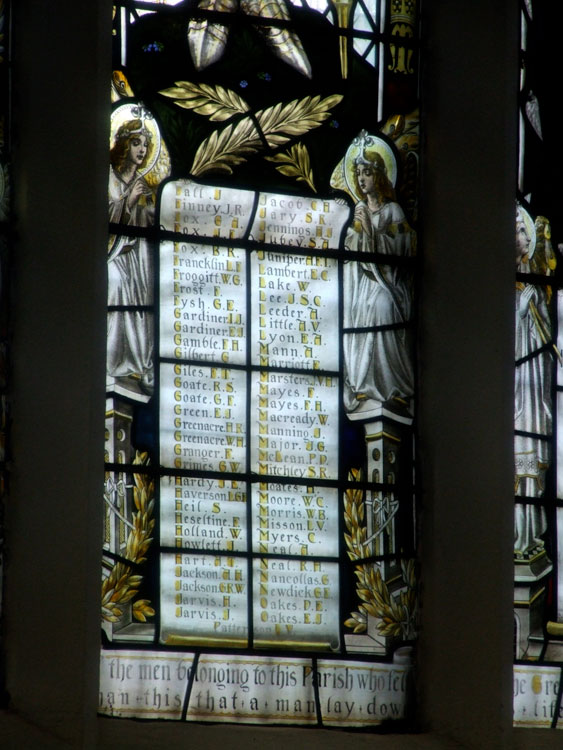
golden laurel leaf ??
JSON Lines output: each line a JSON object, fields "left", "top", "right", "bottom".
{"left": 353, "top": 572, "right": 364, "bottom": 588}
{"left": 372, "top": 589, "right": 387, "bottom": 610}
{"left": 133, "top": 599, "right": 156, "bottom": 623}
{"left": 101, "top": 452, "right": 156, "bottom": 624}
{"left": 120, "top": 589, "right": 137, "bottom": 604}
{"left": 265, "top": 142, "right": 316, "bottom": 192}
{"left": 257, "top": 94, "right": 342, "bottom": 147}
{"left": 344, "top": 471, "right": 365, "bottom": 561}
{"left": 380, "top": 621, "right": 401, "bottom": 637}
{"left": 362, "top": 602, "right": 379, "bottom": 618}
{"left": 191, "top": 117, "right": 263, "bottom": 176}
{"left": 159, "top": 81, "right": 250, "bottom": 122}
{"left": 190, "top": 94, "right": 342, "bottom": 176}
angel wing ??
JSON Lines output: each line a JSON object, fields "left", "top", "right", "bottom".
{"left": 187, "top": 0, "right": 311, "bottom": 77}
{"left": 188, "top": 0, "right": 236, "bottom": 71}
{"left": 525, "top": 91, "right": 542, "bottom": 140}
{"left": 241, "top": 0, "right": 312, "bottom": 78}
{"left": 111, "top": 70, "right": 135, "bottom": 103}
{"left": 530, "top": 215, "right": 556, "bottom": 278}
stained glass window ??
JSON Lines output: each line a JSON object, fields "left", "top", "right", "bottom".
{"left": 100, "top": 0, "right": 420, "bottom": 727}
{"left": 513, "top": 0, "right": 563, "bottom": 729}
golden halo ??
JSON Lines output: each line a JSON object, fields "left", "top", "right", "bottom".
{"left": 344, "top": 130, "right": 397, "bottom": 202}
{"left": 110, "top": 102, "right": 161, "bottom": 177}
{"left": 516, "top": 203, "right": 536, "bottom": 259}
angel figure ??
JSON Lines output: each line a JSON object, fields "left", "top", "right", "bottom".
{"left": 107, "top": 107, "right": 170, "bottom": 400}
{"left": 514, "top": 204, "right": 556, "bottom": 557}
{"left": 341, "top": 131, "right": 414, "bottom": 418}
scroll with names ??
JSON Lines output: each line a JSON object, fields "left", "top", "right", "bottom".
{"left": 158, "top": 179, "right": 348, "bottom": 652}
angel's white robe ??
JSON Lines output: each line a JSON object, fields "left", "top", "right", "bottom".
{"left": 107, "top": 167, "right": 154, "bottom": 392}
{"left": 343, "top": 200, "right": 413, "bottom": 413}
{"left": 514, "top": 276, "right": 552, "bottom": 555}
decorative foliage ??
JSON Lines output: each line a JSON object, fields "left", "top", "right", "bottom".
{"left": 132, "top": 598, "right": 156, "bottom": 623}
{"left": 188, "top": 93, "right": 342, "bottom": 176}
{"left": 256, "top": 94, "right": 342, "bottom": 146}
{"left": 343, "top": 469, "right": 417, "bottom": 639}
{"left": 190, "top": 117, "right": 262, "bottom": 176}
{"left": 101, "top": 452, "right": 156, "bottom": 624}
{"left": 381, "top": 110, "right": 419, "bottom": 221}
{"left": 265, "top": 142, "right": 316, "bottom": 192}
{"left": 159, "top": 81, "right": 250, "bottom": 121}
{"left": 344, "top": 559, "right": 417, "bottom": 639}
{"left": 343, "top": 467, "right": 367, "bottom": 561}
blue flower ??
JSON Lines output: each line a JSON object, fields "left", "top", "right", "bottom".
{"left": 240, "top": 80, "right": 248, "bottom": 88}
{"left": 143, "top": 41, "right": 163, "bottom": 53}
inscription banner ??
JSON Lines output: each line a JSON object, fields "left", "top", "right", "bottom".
{"left": 317, "top": 659, "right": 410, "bottom": 726}
{"left": 513, "top": 665, "right": 563, "bottom": 728}
{"left": 99, "top": 651, "right": 411, "bottom": 726}
{"left": 99, "top": 650, "right": 193, "bottom": 720}
{"left": 185, "top": 654, "right": 317, "bottom": 725}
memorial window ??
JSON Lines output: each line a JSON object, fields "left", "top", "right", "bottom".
{"left": 100, "top": 0, "right": 419, "bottom": 727}
{"left": 513, "top": 0, "right": 563, "bottom": 729}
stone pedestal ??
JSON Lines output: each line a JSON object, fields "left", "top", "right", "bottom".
{"left": 514, "top": 549, "right": 553, "bottom": 659}
{"left": 345, "top": 407, "right": 414, "bottom": 654}
{"left": 102, "top": 397, "right": 154, "bottom": 642}
{"left": 103, "top": 396, "right": 133, "bottom": 557}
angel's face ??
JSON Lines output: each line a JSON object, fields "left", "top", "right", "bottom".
{"left": 128, "top": 135, "right": 148, "bottom": 167}
{"left": 356, "top": 165, "right": 375, "bottom": 196}
{"left": 516, "top": 218, "right": 531, "bottom": 263}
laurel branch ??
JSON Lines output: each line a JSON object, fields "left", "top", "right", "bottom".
{"left": 343, "top": 469, "right": 417, "bottom": 638}
{"left": 101, "top": 451, "right": 156, "bottom": 624}
{"left": 159, "top": 81, "right": 250, "bottom": 121}
{"left": 159, "top": 82, "right": 341, "bottom": 176}
{"left": 265, "top": 142, "right": 316, "bottom": 192}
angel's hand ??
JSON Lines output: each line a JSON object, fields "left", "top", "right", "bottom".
{"left": 519, "top": 284, "right": 536, "bottom": 318}
{"left": 354, "top": 203, "right": 372, "bottom": 236}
